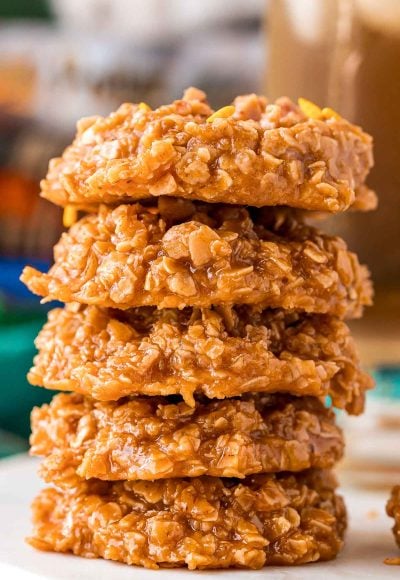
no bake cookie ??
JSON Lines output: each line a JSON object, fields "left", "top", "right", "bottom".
{"left": 28, "top": 469, "right": 346, "bottom": 569}
{"left": 30, "top": 393, "right": 344, "bottom": 482}
{"left": 41, "top": 88, "right": 374, "bottom": 212}
{"left": 21, "top": 201, "right": 372, "bottom": 316}
{"left": 28, "top": 304, "right": 372, "bottom": 410}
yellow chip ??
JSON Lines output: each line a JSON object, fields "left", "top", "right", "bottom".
{"left": 206, "top": 106, "right": 235, "bottom": 123}
{"left": 63, "top": 206, "right": 78, "bottom": 228}
{"left": 298, "top": 98, "right": 322, "bottom": 119}
{"left": 321, "top": 107, "right": 341, "bottom": 120}
{"left": 138, "top": 102, "right": 151, "bottom": 112}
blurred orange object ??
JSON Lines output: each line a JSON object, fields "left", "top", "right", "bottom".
{"left": 0, "top": 57, "right": 36, "bottom": 117}
{"left": 0, "top": 169, "right": 62, "bottom": 259}
{"left": 0, "top": 169, "right": 38, "bottom": 218}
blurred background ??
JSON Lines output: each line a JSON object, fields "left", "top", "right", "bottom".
{"left": 0, "top": 0, "right": 399, "bottom": 487}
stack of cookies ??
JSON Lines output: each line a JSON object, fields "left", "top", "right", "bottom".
{"left": 21, "top": 88, "right": 375, "bottom": 570}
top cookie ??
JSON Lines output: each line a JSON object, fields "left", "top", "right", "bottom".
{"left": 41, "top": 88, "right": 374, "bottom": 212}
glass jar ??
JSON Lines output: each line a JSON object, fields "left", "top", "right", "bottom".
{"left": 267, "top": 0, "right": 400, "bottom": 489}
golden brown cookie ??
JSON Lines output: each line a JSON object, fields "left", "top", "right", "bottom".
{"left": 41, "top": 88, "right": 374, "bottom": 212}
{"left": 28, "top": 470, "right": 346, "bottom": 570}
{"left": 21, "top": 201, "right": 372, "bottom": 316}
{"left": 28, "top": 304, "right": 372, "bottom": 411}
{"left": 30, "top": 393, "right": 344, "bottom": 482}
{"left": 387, "top": 486, "right": 400, "bottom": 549}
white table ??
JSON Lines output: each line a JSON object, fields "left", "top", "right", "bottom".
{"left": 0, "top": 454, "right": 398, "bottom": 579}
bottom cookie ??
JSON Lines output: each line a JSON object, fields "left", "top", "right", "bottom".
{"left": 387, "top": 486, "right": 400, "bottom": 549}
{"left": 28, "top": 469, "right": 346, "bottom": 570}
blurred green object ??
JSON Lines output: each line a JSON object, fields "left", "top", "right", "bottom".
{"left": 0, "top": 0, "right": 52, "bottom": 19}
{"left": 0, "top": 308, "right": 52, "bottom": 442}
{"left": 372, "top": 366, "right": 400, "bottom": 400}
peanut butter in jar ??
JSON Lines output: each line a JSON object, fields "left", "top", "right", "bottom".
{"left": 267, "top": 0, "right": 400, "bottom": 489}
{"left": 267, "top": 0, "right": 400, "bottom": 285}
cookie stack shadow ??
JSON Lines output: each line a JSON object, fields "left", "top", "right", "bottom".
{"left": 21, "top": 88, "right": 375, "bottom": 570}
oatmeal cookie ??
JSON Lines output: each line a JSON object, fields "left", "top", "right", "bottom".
{"left": 30, "top": 393, "right": 344, "bottom": 482}
{"left": 28, "top": 304, "right": 372, "bottom": 411}
{"left": 21, "top": 201, "right": 372, "bottom": 316}
{"left": 28, "top": 469, "right": 346, "bottom": 569}
{"left": 387, "top": 486, "right": 400, "bottom": 549}
{"left": 41, "top": 88, "right": 373, "bottom": 212}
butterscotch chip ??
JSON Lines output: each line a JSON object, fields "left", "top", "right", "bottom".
{"left": 21, "top": 201, "right": 372, "bottom": 317}
{"left": 387, "top": 486, "right": 400, "bottom": 549}
{"left": 28, "top": 304, "right": 372, "bottom": 411}
{"left": 40, "top": 89, "right": 374, "bottom": 213}
{"left": 30, "top": 393, "right": 344, "bottom": 483}
{"left": 28, "top": 469, "right": 346, "bottom": 570}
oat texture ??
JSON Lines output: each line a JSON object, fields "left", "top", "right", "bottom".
{"left": 41, "top": 88, "right": 373, "bottom": 212}
{"left": 21, "top": 201, "right": 372, "bottom": 316}
{"left": 30, "top": 393, "right": 344, "bottom": 482}
{"left": 24, "top": 87, "right": 374, "bottom": 572}
{"left": 28, "top": 304, "right": 372, "bottom": 410}
{"left": 28, "top": 469, "right": 346, "bottom": 569}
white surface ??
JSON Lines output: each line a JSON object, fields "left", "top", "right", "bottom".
{"left": 0, "top": 454, "right": 398, "bottom": 579}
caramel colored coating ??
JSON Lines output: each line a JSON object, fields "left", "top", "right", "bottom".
{"left": 387, "top": 486, "right": 400, "bottom": 549}
{"left": 30, "top": 393, "right": 344, "bottom": 482}
{"left": 28, "top": 304, "right": 372, "bottom": 411}
{"left": 21, "top": 201, "right": 372, "bottom": 316}
{"left": 28, "top": 470, "right": 346, "bottom": 570}
{"left": 40, "top": 88, "right": 373, "bottom": 212}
